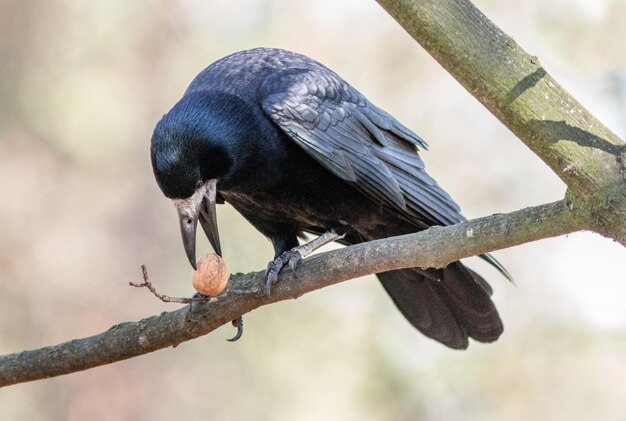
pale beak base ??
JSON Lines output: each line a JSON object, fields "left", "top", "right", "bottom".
{"left": 174, "top": 179, "right": 222, "bottom": 270}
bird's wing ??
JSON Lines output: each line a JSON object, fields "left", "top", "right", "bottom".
{"left": 261, "top": 68, "right": 464, "bottom": 227}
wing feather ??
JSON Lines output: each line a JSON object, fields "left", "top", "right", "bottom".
{"left": 262, "top": 68, "right": 461, "bottom": 228}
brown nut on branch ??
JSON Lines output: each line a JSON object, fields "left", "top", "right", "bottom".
{"left": 192, "top": 253, "right": 230, "bottom": 296}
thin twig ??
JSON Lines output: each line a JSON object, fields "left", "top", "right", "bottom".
{"left": 129, "top": 265, "right": 241, "bottom": 340}
{"left": 129, "top": 264, "right": 211, "bottom": 304}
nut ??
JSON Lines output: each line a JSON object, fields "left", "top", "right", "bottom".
{"left": 191, "top": 253, "right": 229, "bottom": 296}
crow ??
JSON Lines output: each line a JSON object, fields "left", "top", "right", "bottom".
{"left": 150, "top": 48, "right": 510, "bottom": 349}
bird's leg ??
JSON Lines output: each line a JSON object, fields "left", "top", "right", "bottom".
{"left": 264, "top": 228, "right": 345, "bottom": 296}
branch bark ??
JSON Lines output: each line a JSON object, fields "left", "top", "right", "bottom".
{"left": 0, "top": 200, "right": 581, "bottom": 388}
{"left": 376, "top": 0, "right": 626, "bottom": 244}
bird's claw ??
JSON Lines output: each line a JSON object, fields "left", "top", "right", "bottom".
{"left": 227, "top": 316, "right": 244, "bottom": 342}
{"left": 192, "top": 294, "right": 244, "bottom": 342}
{"left": 264, "top": 249, "right": 303, "bottom": 296}
{"left": 287, "top": 250, "right": 302, "bottom": 271}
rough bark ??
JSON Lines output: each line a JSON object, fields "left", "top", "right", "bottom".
{"left": 0, "top": 200, "right": 581, "bottom": 387}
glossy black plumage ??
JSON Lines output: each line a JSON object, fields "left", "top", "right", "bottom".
{"left": 151, "top": 48, "right": 508, "bottom": 349}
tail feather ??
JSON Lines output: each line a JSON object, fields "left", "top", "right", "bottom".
{"left": 439, "top": 263, "right": 503, "bottom": 343}
{"left": 378, "top": 268, "right": 468, "bottom": 349}
{"left": 378, "top": 262, "right": 503, "bottom": 349}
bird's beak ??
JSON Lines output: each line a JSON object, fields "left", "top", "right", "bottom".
{"left": 179, "top": 206, "right": 199, "bottom": 270}
{"left": 175, "top": 179, "right": 221, "bottom": 270}
{"left": 199, "top": 179, "right": 222, "bottom": 257}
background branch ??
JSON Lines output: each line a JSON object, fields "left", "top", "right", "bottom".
{"left": 0, "top": 200, "right": 582, "bottom": 388}
{"left": 376, "top": 0, "right": 626, "bottom": 243}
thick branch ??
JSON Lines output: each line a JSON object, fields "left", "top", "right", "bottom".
{"left": 0, "top": 200, "right": 582, "bottom": 388}
{"left": 376, "top": 0, "right": 626, "bottom": 244}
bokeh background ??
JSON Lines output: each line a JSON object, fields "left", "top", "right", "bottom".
{"left": 1, "top": 0, "right": 626, "bottom": 419}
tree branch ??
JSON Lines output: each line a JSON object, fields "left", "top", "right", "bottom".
{"left": 376, "top": 0, "right": 626, "bottom": 244}
{"left": 0, "top": 200, "right": 582, "bottom": 388}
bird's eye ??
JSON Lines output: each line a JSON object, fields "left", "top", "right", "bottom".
{"left": 186, "top": 218, "right": 192, "bottom": 224}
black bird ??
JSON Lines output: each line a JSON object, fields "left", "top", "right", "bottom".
{"left": 151, "top": 48, "right": 510, "bottom": 349}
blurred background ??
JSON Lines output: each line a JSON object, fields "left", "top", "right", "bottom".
{"left": 1, "top": 0, "right": 626, "bottom": 419}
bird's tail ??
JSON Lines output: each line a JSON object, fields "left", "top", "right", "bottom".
{"left": 377, "top": 262, "right": 503, "bottom": 349}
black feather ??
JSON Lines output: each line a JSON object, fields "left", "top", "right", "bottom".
{"left": 151, "top": 48, "right": 509, "bottom": 349}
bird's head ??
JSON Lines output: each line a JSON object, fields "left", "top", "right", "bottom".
{"left": 150, "top": 92, "right": 248, "bottom": 269}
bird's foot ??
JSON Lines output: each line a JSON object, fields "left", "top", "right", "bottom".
{"left": 264, "top": 249, "right": 303, "bottom": 296}
{"left": 263, "top": 229, "right": 346, "bottom": 297}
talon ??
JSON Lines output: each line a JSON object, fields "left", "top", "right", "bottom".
{"left": 288, "top": 250, "right": 302, "bottom": 272}
{"left": 264, "top": 258, "right": 282, "bottom": 297}
{"left": 264, "top": 270, "right": 277, "bottom": 297}
{"left": 227, "top": 316, "right": 243, "bottom": 342}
